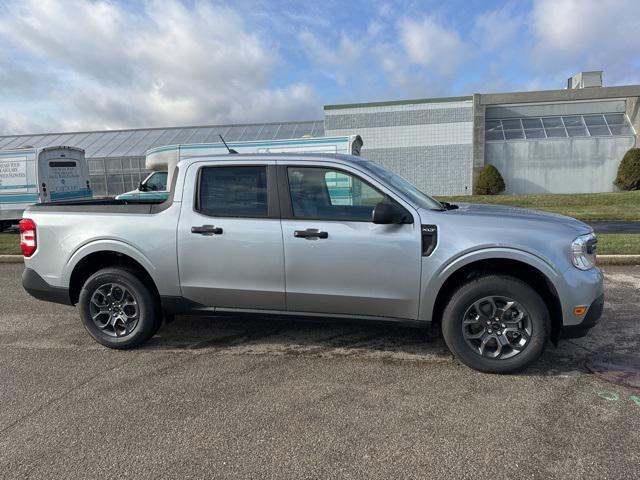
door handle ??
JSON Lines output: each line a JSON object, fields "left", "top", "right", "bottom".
{"left": 191, "top": 225, "right": 223, "bottom": 235}
{"left": 294, "top": 229, "right": 328, "bottom": 239}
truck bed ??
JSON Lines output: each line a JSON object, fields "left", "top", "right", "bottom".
{"left": 25, "top": 197, "right": 169, "bottom": 214}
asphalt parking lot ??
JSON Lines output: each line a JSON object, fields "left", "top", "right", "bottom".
{"left": 1, "top": 263, "right": 639, "bottom": 479}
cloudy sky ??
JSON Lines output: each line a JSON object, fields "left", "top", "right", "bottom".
{"left": 0, "top": 0, "right": 639, "bottom": 135}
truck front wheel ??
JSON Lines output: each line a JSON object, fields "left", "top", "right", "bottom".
{"left": 441, "top": 275, "right": 550, "bottom": 373}
{"left": 78, "top": 267, "right": 161, "bottom": 349}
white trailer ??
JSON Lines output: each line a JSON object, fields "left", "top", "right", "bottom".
{"left": 0, "top": 146, "right": 92, "bottom": 229}
{"left": 116, "top": 135, "right": 363, "bottom": 200}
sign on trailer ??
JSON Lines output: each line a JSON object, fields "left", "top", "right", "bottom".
{"left": 0, "top": 157, "right": 28, "bottom": 189}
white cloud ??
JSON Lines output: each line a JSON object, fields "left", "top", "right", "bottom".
{"left": 296, "top": 24, "right": 407, "bottom": 99}
{"left": 531, "top": 0, "right": 640, "bottom": 84}
{"left": 472, "top": 6, "right": 524, "bottom": 52}
{"left": 298, "top": 30, "right": 362, "bottom": 85}
{"left": 0, "top": 0, "right": 320, "bottom": 134}
{"left": 3, "top": 0, "right": 639, "bottom": 136}
{"left": 297, "top": 13, "right": 472, "bottom": 100}
{"left": 0, "top": 112, "right": 38, "bottom": 135}
{"left": 398, "top": 16, "right": 469, "bottom": 77}
{"left": 299, "top": 31, "right": 360, "bottom": 67}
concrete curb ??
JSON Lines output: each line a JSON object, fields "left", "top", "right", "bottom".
{"left": 0, "top": 255, "right": 23, "bottom": 263}
{"left": 1, "top": 254, "right": 639, "bottom": 266}
{"left": 597, "top": 255, "right": 640, "bottom": 265}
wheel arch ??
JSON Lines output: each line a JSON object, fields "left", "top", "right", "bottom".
{"left": 68, "top": 250, "right": 160, "bottom": 306}
{"left": 426, "top": 251, "right": 564, "bottom": 343}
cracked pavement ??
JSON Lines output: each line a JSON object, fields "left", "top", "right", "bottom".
{"left": 1, "top": 263, "right": 639, "bottom": 479}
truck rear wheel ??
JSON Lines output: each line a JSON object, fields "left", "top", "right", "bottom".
{"left": 441, "top": 275, "right": 550, "bottom": 373}
{"left": 78, "top": 267, "right": 161, "bottom": 349}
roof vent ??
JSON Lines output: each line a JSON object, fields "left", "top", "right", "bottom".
{"left": 567, "top": 71, "right": 603, "bottom": 89}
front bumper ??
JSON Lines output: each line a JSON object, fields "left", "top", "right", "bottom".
{"left": 561, "top": 293, "right": 604, "bottom": 338}
{"left": 559, "top": 265, "right": 603, "bottom": 324}
{"left": 22, "top": 268, "right": 73, "bottom": 306}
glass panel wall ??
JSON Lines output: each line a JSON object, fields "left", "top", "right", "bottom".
{"left": 486, "top": 114, "right": 635, "bottom": 141}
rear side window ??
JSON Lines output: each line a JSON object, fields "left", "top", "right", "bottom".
{"left": 197, "top": 166, "right": 268, "bottom": 217}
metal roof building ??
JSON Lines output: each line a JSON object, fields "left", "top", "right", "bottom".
{"left": 1, "top": 72, "right": 639, "bottom": 197}
{"left": 325, "top": 79, "right": 640, "bottom": 195}
{"left": 0, "top": 120, "right": 324, "bottom": 196}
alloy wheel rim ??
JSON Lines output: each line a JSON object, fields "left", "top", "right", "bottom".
{"left": 462, "top": 296, "right": 532, "bottom": 360}
{"left": 89, "top": 283, "right": 139, "bottom": 338}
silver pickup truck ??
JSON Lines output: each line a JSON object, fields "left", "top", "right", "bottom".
{"left": 20, "top": 153, "right": 603, "bottom": 373}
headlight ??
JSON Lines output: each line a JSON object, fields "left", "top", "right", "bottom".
{"left": 571, "top": 233, "right": 597, "bottom": 270}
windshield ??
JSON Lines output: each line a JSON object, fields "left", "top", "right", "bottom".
{"left": 359, "top": 160, "right": 444, "bottom": 211}
{"left": 144, "top": 171, "right": 168, "bottom": 191}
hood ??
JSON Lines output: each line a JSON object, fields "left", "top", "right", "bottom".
{"left": 444, "top": 202, "right": 592, "bottom": 234}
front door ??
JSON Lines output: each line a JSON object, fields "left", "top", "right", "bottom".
{"left": 177, "top": 161, "right": 285, "bottom": 310}
{"left": 279, "top": 163, "right": 422, "bottom": 319}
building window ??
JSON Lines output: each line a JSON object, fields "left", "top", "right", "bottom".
{"left": 485, "top": 113, "right": 635, "bottom": 142}
{"left": 485, "top": 120, "right": 504, "bottom": 141}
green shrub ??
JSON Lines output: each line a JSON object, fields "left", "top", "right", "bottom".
{"left": 615, "top": 148, "right": 640, "bottom": 191}
{"left": 474, "top": 164, "right": 505, "bottom": 195}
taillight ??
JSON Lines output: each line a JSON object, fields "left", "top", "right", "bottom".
{"left": 19, "top": 219, "right": 37, "bottom": 257}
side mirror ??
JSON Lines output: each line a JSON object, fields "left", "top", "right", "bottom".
{"left": 372, "top": 202, "right": 410, "bottom": 224}
{"left": 138, "top": 181, "right": 148, "bottom": 192}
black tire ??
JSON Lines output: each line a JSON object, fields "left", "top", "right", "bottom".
{"left": 78, "top": 267, "right": 161, "bottom": 349}
{"left": 441, "top": 275, "right": 550, "bottom": 373}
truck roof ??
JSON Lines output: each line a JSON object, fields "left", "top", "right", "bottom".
{"left": 175, "top": 152, "right": 366, "bottom": 169}
{"left": 40, "top": 145, "right": 85, "bottom": 154}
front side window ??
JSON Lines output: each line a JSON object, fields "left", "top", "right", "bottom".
{"left": 197, "top": 166, "right": 268, "bottom": 217}
{"left": 287, "top": 166, "right": 392, "bottom": 221}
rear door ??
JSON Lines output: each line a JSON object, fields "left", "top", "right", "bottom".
{"left": 278, "top": 161, "right": 422, "bottom": 319}
{"left": 38, "top": 148, "right": 91, "bottom": 202}
{"left": 177, "top": 160, "right": 286, "bottom": 310}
